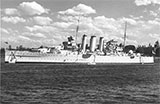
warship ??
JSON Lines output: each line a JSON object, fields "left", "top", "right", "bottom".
{"left": 5, "top": 22, "right": 154, "bottom": 64}
{"left": 5, "top": 34, "right": 154, "bottom": 64}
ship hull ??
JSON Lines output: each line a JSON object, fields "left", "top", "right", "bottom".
{"left": 5, "top": 50, "right": 154, "bottom": 64}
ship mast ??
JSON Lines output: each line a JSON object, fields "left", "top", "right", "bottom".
{"left": 75, "top": 15, "right": 80, "bottom": 44}
{"left": 123, "top": 22, "right": 127, "bottom": 47}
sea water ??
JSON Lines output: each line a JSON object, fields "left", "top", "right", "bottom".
{"left": 1, "top": 61, "right": 160, "bottom": 104}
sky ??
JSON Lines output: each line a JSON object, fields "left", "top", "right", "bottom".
{"left": 1, "top": 0, "right": 160, "bottom": 48}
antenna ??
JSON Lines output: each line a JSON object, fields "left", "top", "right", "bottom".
{"left": 123, "top": 22, "right": 127, "bottom": 47}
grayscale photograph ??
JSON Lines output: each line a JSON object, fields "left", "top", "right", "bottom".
{"left": 1, "top": 0, "right": 160, "bottom": 103}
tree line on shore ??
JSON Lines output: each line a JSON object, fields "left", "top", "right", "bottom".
{"left": 123, "top": 41, "right": 160, "bottom": 57}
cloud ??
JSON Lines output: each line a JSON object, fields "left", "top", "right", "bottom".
{"left": 94, "top": 16, "right": 118, "bottom": 31}
{"left": 94, "top": 16, "right": 115, "bottom": 22}
{"left": 1, "top": 16, "right": 26, "bottom": 24}
{"left": 129, "top": 15, "right": 143, "bottom": 20}
{"left": 56, "top": 16, "right": 104, "bottom": 36}
{"left": 149, "top": 10, "right": 158, "bottom": 17}
{"left": 3, "top": 8, "right": 20, "bottom": 15}
{"left": 158, "top": 7, "right": 160, "bottom": 14}
{"left": 91, "top": 15, "right": 159, "bottom": 45}
{"left": 22, "top": 32, "right": 46, "bottom": 38}
{"left": 25, "top": 25, "right": 56, "bottom": 33}
{"left": 58, "top": 3, "right": 96, "bottom": 15}
{"left": 57, "top": 15, "right": 92, "bottom": 22}
{"left": 148, "top": 19, "right": 160, "bottom": 26}
{"left": 1, "top": 2, "right": 159, "bottom": 47}
{"left": 19, "top": 1, "right": 49, "bottom": 15}
{"left": 119, "top": 17, "right": 137, "bottom": 25}
{"left": 53, "top": 22, "right": 72, "bottom": 28}
{"left": 155, "top": 18, "right": 160, "bottom": 21}
{"left": 149, "top": 33, "right": 160, "bottom": 39}
{"left": 135, "top": 0, "right": 160, "bottom": 6}
{"left": 76, "top": 3, "right": 96, "bottom": 14}
{"left": 57, "top": 15, "right": 74, "bottom": 22}
{"left": 18, "top": 35, "right": 31, "bottom": 41}
{"left": 1, "top": 28, "right": 9, "bottom": 34}
{"left": 31, "top": 16, "right": 53, "bottom": 25}
{"left": 54, "top": 16, "right": 93, "bottom": 28}
{"left": 57, "top": 15, "right": 140, "bottom": 43}
{"left": 78, "top": 22, "right": 104, "bottom": 35}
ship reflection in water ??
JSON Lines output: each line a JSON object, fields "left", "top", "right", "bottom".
{"left": 1, "top": 62, "right": 160, "bottom": 103}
